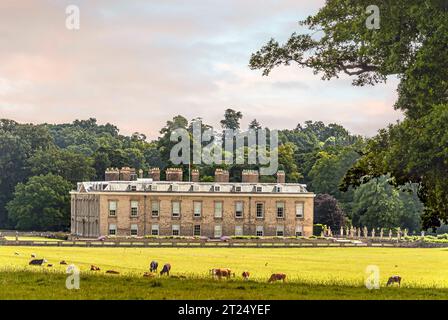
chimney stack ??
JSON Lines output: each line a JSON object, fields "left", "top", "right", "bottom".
{"left": 191, "top": 169, "right": 200, "bottom": 182}
{"left": 166, "top": 168, "right": 183, "bottom": 181}
{"left": 277, "top": 170, "right": 286, "bottom": 184}
{"left": 105, "top": 168, "right": 119, "bottom": 181}
{"left": 130, "top": 168, "right": 137, "bottom": 181}
{"left": 242, "top": 169, "right": 259, "bottom": 183}
{"left": 149, "top": 168, "right": 160, "bottom": 181}
{"left": 119, "top": 167, "right": 132, "bottom": 181}
{"left": 215, "top": 168, "right": 229, "bottom": 183}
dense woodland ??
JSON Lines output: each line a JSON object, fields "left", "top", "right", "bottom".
{"left": 0, "top": 112, "right": 423, "bottom": 233}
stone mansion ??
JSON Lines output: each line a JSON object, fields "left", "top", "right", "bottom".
{"left": 70, "top": 167, "right": 315, "bottom": 238}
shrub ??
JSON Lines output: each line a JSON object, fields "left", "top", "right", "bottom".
{"left": 313, "top": 224, "right": 325, "bottom": 236}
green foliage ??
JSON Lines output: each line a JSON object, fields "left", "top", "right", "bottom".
{"left": 314, "top": 194, "right": 347, "bottom": 231}
{"left": 6, "top": 174, "right": 72, "bottom": 231}
{"left": 313, "top": 224, "right": 325, "bottom": 236}
{"left": 28, "top": 148, "right": 95, "bottom": 185}
{"left": 250, "top": 0, "right": 446, "bottom": 229}
{"left": 220, "top": 109, "right": 243, "bottom": 130}
{"left": 351, "top": 176, "right": 422, "bottom": 231}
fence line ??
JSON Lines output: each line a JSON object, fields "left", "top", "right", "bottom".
{"left": 0, "top": 239, "right": 441, "bottom": 248}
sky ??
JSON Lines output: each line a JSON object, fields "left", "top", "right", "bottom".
{"left": 0, "top": 0, "right": 403, "bottom": 139}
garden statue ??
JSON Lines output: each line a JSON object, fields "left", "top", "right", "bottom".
{"left": 371, "top": 229, "right": 375, "bottom": 238}
{"left": 380, "top": 228, "right": 384, "bottom": 239}
{"left": 389, "top": 229, "right": 392, "bottom": 239}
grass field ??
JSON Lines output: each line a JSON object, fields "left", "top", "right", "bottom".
{"left": 1, "top": 246, "right": 448, "bottom": 299}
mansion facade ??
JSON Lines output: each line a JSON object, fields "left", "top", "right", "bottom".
{"left": 70, "top": 168, "right": 314, "bottom": 238}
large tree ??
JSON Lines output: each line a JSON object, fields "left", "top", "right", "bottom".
{"left": 351, "top": 175, "right": 422, "bottom": 231}
{"left": 0, "top": 120, "right": 53, "bottom": 227}
{"left": 220, "top": 109, "right": 243, "bottom": 130}
{"left": 28, "top": 148, "right": 96, "bottom": 185}
{"left": 314, "top": 194, "right": 347, "bottom": 231}
{"left": 250, "top": 0, "right": 448, "bottom": 229}
{"left": 6, "top": 174, "right": 72, "bottom": 231}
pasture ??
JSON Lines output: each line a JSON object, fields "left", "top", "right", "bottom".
{"left": 1, "top": 246, "right": 448, "bottom": 299}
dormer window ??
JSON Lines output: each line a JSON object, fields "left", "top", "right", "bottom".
{"left": 234, "top": 185, "right": 242, "bottom": 192}
{"left": 193, "top": 184, "right": 200, "bottom": 192}
{"left": 172, "top": 184, "right": 179, "bottom": 192}
{"left": 130, "top": 185, "right": 137, "bottom": 191}
{"left": 214, "top": 185, "right": 221, "bottom": 192}
{"left": 275, "top": 185, "right": 282, "bottom": 193}
{"left": 255, "top": 185, "right": 263, "bottom": 193}
{"left": 151, "top": 184, "right": 158, "bottom": 191}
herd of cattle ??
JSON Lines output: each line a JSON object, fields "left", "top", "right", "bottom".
{"left": 22, "top": 252, "right": 401, "bottom": 286}
{"left": 23, "top": 252, "right": 287, "bottom": 283}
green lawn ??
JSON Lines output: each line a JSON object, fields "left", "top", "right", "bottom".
{"left": 1, "top": 246, "right": 448, "bottom": 299}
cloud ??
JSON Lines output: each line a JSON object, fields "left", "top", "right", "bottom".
{"left": 0, "top": 0, "right": 402, "bottom": 139}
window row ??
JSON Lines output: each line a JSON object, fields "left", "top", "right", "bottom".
{"left": 108, "top": 224, "right": 304, "bottom": 237}
{"left": 108, "top": 200, "right": 305, "bottom": 219}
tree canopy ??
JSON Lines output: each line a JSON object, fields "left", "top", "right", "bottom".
{"left": 250, "top": 0, "right": 447, "bottom": 229}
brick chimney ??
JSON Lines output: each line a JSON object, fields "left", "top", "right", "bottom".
{"left": 242, "top": 169, "right": 259, "bottom": 183}
{"left": 149, "top": 168, "right": 160, "bottom": 181}
{"left": 166, "top": 168, "right": 183, "bottom": 181}
{"left": 191, "top": 169, "right": 200, "bottom": 182}
{"left": 129, "top": 168, "right": 137, "bottom": 181}
{"left": 119, "top": 167, "right": 132, "bottom": 181}
{"left": 105, "top": 168, "right": 119, "bottom": 181}
{"left": 215, "top": 168, "right": 229, "bottom": 183}
{"left": 277, "top": 170, "right": 286, "bottom": 184}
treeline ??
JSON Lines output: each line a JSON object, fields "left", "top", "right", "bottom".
{"left": 0, "top": 110, "right": 423, "bottom": 232}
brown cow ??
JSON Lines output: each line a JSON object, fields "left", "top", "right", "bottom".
{"left": 60, "top": 260, "right": 67, "bottom": 265}
{"left": 47, "top": 264, "right": 53, "bottom": 267}
{"left": 242, "top": 271, "right": 250, "bottom": 280}
{"left": 386, "top": 275, "right": 401, "bottom": 287}
{"left": 268, "top": 273, "right": 287, "bottom": 283}
{"left": 211, "top": 268, "right": 233, "bottom": 280}
{"left": 90, "top": 265, "right": 101, "bottom": 271}
{"left": 106, "top": 270, "right": 120, "bottom": 274}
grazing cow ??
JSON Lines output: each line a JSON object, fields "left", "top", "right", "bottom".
{"left": 47, "top": 264, "right": 53, "bottom": 267}
{"left": 14, "top": 252, "right": 19, "bottom": 256}
{"left": 268, "top": 273, "right": 287, "bottom": 283}
{"left": 386, "top": 275, "right": 402, "bottom": 287}
{"left": 143, "top": 272, "right": 155, "bottom": 278}
{"left": 211, "top": 268, "right": 232, "bottom": 280}
{"left": 31, "top": 254, "right": 36, "bottom": 258}
{"left": 60, "top": 260, "right": 67, "bottom": 265}
{"left": 90, "top": 265, "right": 101, "bottom": 271}
{"left": 29, "top": 259, "right": 47, "bottom": 266}
{"left": 106, "top": 270, "right": 120, "bottom": 274}
{"left": 242, "top": 271, "right": 250, "bottom": 280}
{"left": 160, "top": 263, "right": 171, "bottom": 276}
{"left": 150, "top": 260, "right": 158, "bottom": 273}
